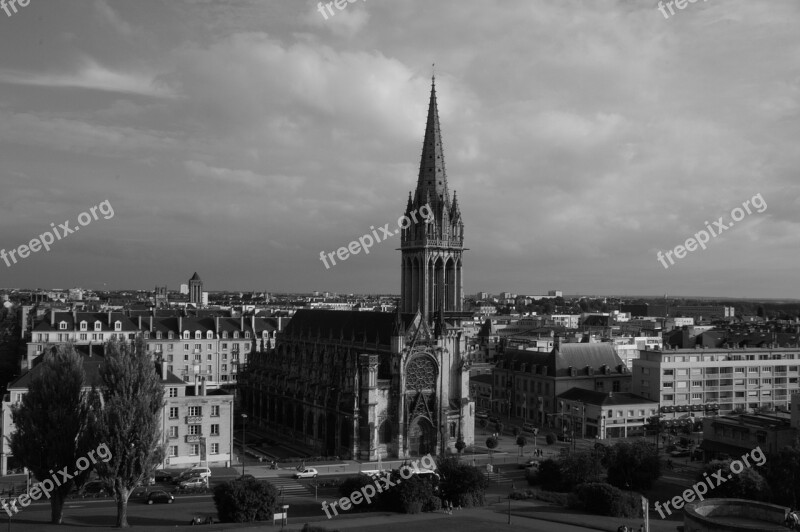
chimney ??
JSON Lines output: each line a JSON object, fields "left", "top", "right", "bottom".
{"left": 73, "top": 309, "right": 77, "bottom": 328}
{"left": 215, "top": 316, "right": 219, "bottom": 335}
{"left": 194, "top": 374, "right": 199, "bottom": 396}
{"left": 108, "top": 311, "right": 112, "bottom": 326}
{"left": 200, "top": 379, "right": 206, "bottom": 396}
{"left": 251, "top": 315, "right": 255, "bottom": 336}
{"left": 161, "top": 361, "right": 167, "bottom": 381}
{"left": 138, "top": 316, "right": 142, "bottom": 330}
{"left": 240, "top": 315, "right": 244, "bottom": 332}
{"left": 150, "top": 315, "right": 154, "bottom": 332}
{"left": 179, "top": 316, "right": 182, "bottom": 334}
{"left": 50, "top": 309, "right": 55, "bottom": 327}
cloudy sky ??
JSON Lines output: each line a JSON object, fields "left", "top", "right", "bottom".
{"left": 0, "top": 0, "right": 798, "bottom": 298}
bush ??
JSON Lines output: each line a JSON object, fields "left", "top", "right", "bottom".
{"left": 545, "top": 433, "right": 555, "bottom": 445}
{"left": 532, "top": 459, "right": 563, "bottom": 491}
{"left": 337, "top": 475, "right": 378, "bottom": 513}
{"left": 213, "top": 478, "right": 279, "bottom": 523}
{"left": 389, "top": 474, "right": 439, "bottom": 514}
{"left": 603, "top": 440, "right": 660, "bottom": 490}
{"left": 567, "top": 482, "right": 640, "bottom": 518}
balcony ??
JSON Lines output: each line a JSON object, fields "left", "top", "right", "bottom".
{"left": 185, "top": 416, "right": 203, "bottom": 424}
{"left": 185, "top": 435, "right": 202, "bottom": 443}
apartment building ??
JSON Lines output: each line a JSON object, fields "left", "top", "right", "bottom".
{"left": 493, "top": 340, "right": 632, "bottom": 426}
{"left": 25, "top": 310, "right": 279, "bottom": 387}
{"left": 633, "top": 346, "right": 800, "bottom": 420}
{"left": 1, "top": 354, "right": 234, "bottom": 475}
{"left": 613, "top": 337, "right": 663, "bottom": 370}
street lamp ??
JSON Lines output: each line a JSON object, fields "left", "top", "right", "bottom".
{"left": 241, "top": 413, "right": 248, "bottom": 476}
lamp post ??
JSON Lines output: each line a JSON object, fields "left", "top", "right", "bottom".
{"left": 241, "top": 413, "right": 248, "bottom": 476}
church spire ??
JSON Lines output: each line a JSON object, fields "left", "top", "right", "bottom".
{"left": 415, "top": 77, "right": 449, "bottom": 208}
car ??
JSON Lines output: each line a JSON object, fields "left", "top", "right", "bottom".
{"left": 80, "top": 480, "right": 111, "bottom": 497}
{"left": 153, "top": 470, "right": 174, "bottom": 483}
{"left": 557, "top": 434, "right": 573, "bottom": 442}
{"left": 177, "top": 467, "right": 211, "bottom": 482}
{"left": 518, "top": 459, "right": 539, "bottom": 470}
{"left": 670, "top": 448, "right": 691, "bottom": 458}
{"left": 294, "top": 467, "right": 318, "bottom": 479}
{"left": 147, "top": 490, "right": 174, "bottom": 504}
{"left": 178, "top": 476, "right": 208, "bottom": 489}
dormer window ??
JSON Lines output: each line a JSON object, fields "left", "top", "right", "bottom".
{"left": 206, "top": 331, "right": 213, "bottom": 339}
{"left": 80, "top": 321, "right": 87, "bottom": 331}
{"left": 183, "top": 331, "right": 190, "bottom": 340}
{"left": 222, "top": 332, "right": 228, "bottom": 339}
{"left": 143, "top": 331, "right": 150, "bottom": 339}
{"left": 168, "top": 331, "right": 174, "bottom": 340}
{"left": 156, "top": 332, "right": 162, "bottom": 340}
{"left": 233, "top": 332, "right": 239, "bottom": 339}
{"left": 59, "top": 321, "right": 67, "bottom": 330}
{"left": 194, "top": 331, "right": 201, "bottom": 340}
{"left": 244, "top": 332, "right": 251, "bottom": 339}
{"left": 94, "top": 321, "right": 102, "bottom": 331}
{"left": 114, "top": 321, "right": 122, "bottom": 332}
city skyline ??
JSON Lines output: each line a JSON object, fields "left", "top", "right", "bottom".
{"left": 1, "top": 1, "right": 798, "bottom": 298}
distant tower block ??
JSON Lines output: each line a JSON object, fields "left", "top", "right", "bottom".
{"left": 188, "top": 273, "right": 203, "bottom": 306}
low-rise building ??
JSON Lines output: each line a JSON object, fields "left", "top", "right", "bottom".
{"left": 557, "top": 388, "right": 659, "bottom": 439}
{"left": 700, "top": 413, "right": 795, "bottom": 457}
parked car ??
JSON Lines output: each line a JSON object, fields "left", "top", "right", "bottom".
{"left": 557, "top": 434, "right": 573, "bottom": 442}
{"left": 177, "top": 467, "right": 211, "bottom": 482}
{"left": 147, "top": 490, "right": 174, "bottom": 504}
{"left": 178, "top": 476, "right": 208, "bottom": 489}
{"left": 80, "top": 480, "right": 111, "bottom": 497}
{"left": 293, "top": 467, "right": 318, "bottom": 479}
{"left": 518, "top": 459, "right": 539, "bottom": 470}
{"left": 670, "top": 448, "right": 691, "bottom": 458}
{"left": 153, "top": 470, "right": 173, "bottom": 483}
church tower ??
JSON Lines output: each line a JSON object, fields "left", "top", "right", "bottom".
{"left": 400, "top": 77, "right": 465, "bottom": 320}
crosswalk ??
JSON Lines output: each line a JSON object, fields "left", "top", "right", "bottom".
{"left": 268, "top": 476, "right": 312, "bottom": 497}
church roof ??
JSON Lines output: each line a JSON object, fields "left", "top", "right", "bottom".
{"left": 282, "top": 309, "right": 416, "bottom": 346}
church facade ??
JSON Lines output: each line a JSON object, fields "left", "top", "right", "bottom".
{"left": 239, "top": 78, "right": 474, "bottom": 460}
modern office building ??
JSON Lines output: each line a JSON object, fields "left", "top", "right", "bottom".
{"left": 633, "top": 346, "right": 800, "bottom": 420}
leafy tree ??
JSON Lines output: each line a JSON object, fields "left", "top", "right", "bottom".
{"left": 545, "top": 433, "right": 555, "bottom": 445}
{"left": 486, "top": 436, "right": 498, "bottom": 462}
{"left": 603, "top": 440, "right": 660, "bottom": 490}
{"left": 700, "top": 460, "right": 771, "bottom": 501}
{"left": 213, "top": 477, "right": 279, "bottom": 522}
{"left": 532, "top": 459, "right": 563, "bottom": 491}
{"left": 494, "top": 421, "right": 504, "bottom": 435}
{"left": 89, "top": 337, "right": 165, "bottom": 527}
{"left": 763, "top": 445, "right": 800, "bottom": 507}
{"left": 436, "top": 457, "right": 488, "bottom": 507}
{"left": 516, "top": 435, "right": 527, "bottom": 456}
{"left": 338, "top": 475, "right": 378, "bottom": 512}
{"left": 455, "top": 440, "right": 466, "bottom": 454}
{"left": 560, "top": 451, "right": 604, "bottom": 491}
{"left": 9, "top": 345, "right": 95, "bottom": 524}
{"left": 568, "top": 482, "right": 640, "bottom": 518}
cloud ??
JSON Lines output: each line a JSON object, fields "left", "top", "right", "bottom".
{"left": 0, "top": 59, "right": 178, "bottom": 98}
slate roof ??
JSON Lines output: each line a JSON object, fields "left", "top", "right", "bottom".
{"left": 282, "top": 309, "right": 414, "bottom": 346}
{"left": 501, "top": 343, "right": 626, "bottom": 377}
{"left": 557, "top": 387, "right": 657, "bottom": 406}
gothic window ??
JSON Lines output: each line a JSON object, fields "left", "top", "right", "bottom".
{"left": 406, "top": 356, "right": 436, "bottom": 391}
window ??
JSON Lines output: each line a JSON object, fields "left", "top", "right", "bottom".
{"left": 663, "top": 369, "right": 674, "bottom": 376}
{"left": 748, "top": 379, "right": 758, "bottom": 385}
{"left": 183, "top": 331, "right": 190, "bottom": 339}
{"left": 676, "top": 369, "right": 688, "bottom": 376}
{"left": 449, "top": 422, "right": 456, "bottom": 438}
{"left": 735, "top": 367, "right": 745, "bottom": 373}
{"left": 194, "top": 355, "right": 201, "bottom": 362}
{"left": 168, "top": 387, "right": 178, "bottom": 398}
{"left": 692, "top": 393, "right": 702, "bottom": 399}
{"left": 194, "top": 343, "right": 201, "bottom": 351}
{"left": 156, "top": 331, "right": 162, "bottom": 340}
{"left": 188, "top": 425, "right": 202, "bottom": 435}
{"left": 641, "top": 380, "right": 650, "bottom": 387}
{"left": 207, "top": 364, "right": 212, "bottom": 373}
{"left": 59, "top": 321, "right": 67, "bottom": 330}
{"left": 208, "top": 354, "right": 213, "bottom": 361}
{"left": 211, "top": 405, "right": 220, "bottom": 416}
{"left": 195, "top": 331, "right": 201, "bottom": 340}
{"left": 763, "top": 378, "right": 772, "bottom": 385}
{"left": 233, "top": 332, "right": 239, "bottom": 339}
{"left": 169, "top": 426, "right": 178, "bottom": 438}
{"left": 80, "top": 321, "right": 87, "bottom": 331}
{"left": 749, "top": 367, "right": 759, "bottom": 373}
{"left": 94, "top": 321, "right": 102, "bottom": 331}
{"left": 676, "top": 382, "right": 687, "bottom": 388}
{"left": 114, "top": 321, "right": 122, "bottom": 331}
{"left": 691, "top": 381, "right": 702, "bottom": 387}
{"left": 168, "top": 331, "right": 174, "bottom": 340}
{"left": 169, "top": 407, "right": 179, "bottom": 419}
{"left": 188, "top": 406, "right": 202, "bottom": 416}
{"left": 222, "top": 332, "right": 228, "bottom": 340}
{"left": 190, "top": 444, "right": 199, "bottom": 456}
{"left": 207, "top": 332, "right": 213, "bottom": 340}
{"left": 79, "top": 333, "right": 87, "bottom": 341}
{"left": 184, "top": 354, "right": 189, "bottom": 361}
{"left": 169, "top": 446, "right": 178, "bottom": 457}
{"left": 221, "top": 364, "right": 227, "bottom": 372}
{"left": 664, "top": 382, "right": 674, "bottom": 388}
{"left": 210, "top": 443, "right": 219, "bottom": 454}
{"left": 641, "top": 368, "right": 650, "bottom": 375}
{"left": 628, "top": 410, "right": 634, "bottom": 417}
{"left": 210, "top": 424, "right": 220, "bottom": 436}
{"left": 184, "top": 343, "right": 189, "bottom": 351}
{"left": 222, "top": 343, "right": 228, "bottom": 350}
{"left": 663, "top": 394, "right": 674, "bottom": 401}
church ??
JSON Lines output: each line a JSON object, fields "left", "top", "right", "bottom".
{"left": 239, "top": 78, "right": 475, "bottom": 460}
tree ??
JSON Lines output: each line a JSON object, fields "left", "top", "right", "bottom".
{"left": 545, "top": 433, "right": 555, "bottom": 445}
{"left": 560, "top": 451, "right": 604, "bottom": 491}
{"left": 700, "top": 460, "right": 771, "bottom": 501}
{"left": 603, "top": 440, "right": 661, "bottom": 490}
{"left": 89, "top": 337, "right": 165, "bottom": 528}
{"left": 486, "top": 436, "right": 498, "bottom": 462}
{"left": 478, "top": 418, "right": 487, "bottom": 430}
{"left": 436, "top": 457, "right": 488, "bottom": 507}
{"left": 214, "top": 478, "right": 279, "bottom": 522}
{"left": 455, "top": 440, "right": 466, "bottom": 454}
{"left": 512, "top": 426, "right": 521, "bottom": 437}
{"left": 9, "top": 345, "right": 95, "bottom": 524}
{"left": 763, "top": 445, "right": 800, "bottom": 507}
{"left": 494, "top": 421, "right": 504, "bottom": 435}
{"left": 516, "top": 435, "right": 527, "bottom": 456}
